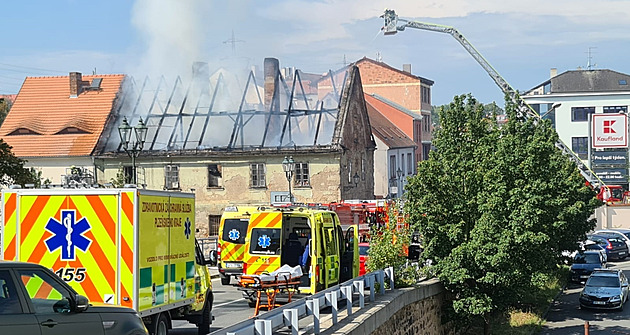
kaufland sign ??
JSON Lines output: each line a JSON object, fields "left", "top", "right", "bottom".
{"left": 592, "top": 113, "right": 628, "bottom": 148}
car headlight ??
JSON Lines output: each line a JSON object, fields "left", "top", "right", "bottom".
{"left": 610, "top": 295, "right": 622, "bottom": 302}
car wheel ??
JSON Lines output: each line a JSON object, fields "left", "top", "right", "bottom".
{"left": 152, "top": 312, "right": 169, "bottom": 335}
{"left": 221, "top": 276, "right": 231, "bottom": 285}
{"left": 198, "top": 301, "right": 212, "bottom": 335}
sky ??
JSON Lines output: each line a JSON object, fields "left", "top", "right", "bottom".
{"left": 1, "top": 0, "right": 630, "bottom": 107}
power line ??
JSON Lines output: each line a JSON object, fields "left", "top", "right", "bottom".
{"left": 0, "top": 62, "right": 66, "bottom": 74}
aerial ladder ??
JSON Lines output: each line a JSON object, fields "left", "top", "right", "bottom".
{"left": 380, "top": 9, "right": 602, "bottom": 186}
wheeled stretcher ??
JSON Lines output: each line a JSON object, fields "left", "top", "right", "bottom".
{"left": 238, "top": 265, "right": 303, "bottom": 316}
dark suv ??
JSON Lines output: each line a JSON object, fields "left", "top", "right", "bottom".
{"left": 0, "top": 261, "right": 147, "bottom": 334}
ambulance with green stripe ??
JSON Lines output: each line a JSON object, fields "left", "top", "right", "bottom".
{"left": 240, "top": 206, "right": 359, "bottom": 303}
{"left": 1, "top": 188, "right": 215, "bottom": 335}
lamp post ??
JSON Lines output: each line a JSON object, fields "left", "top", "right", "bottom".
{"left": 352, "top": 172, "right": 360, "bottom": 188}
{"left": 118, "top": 117, "right": 148, "bottom": 185}
{"left": 396, "top": 167, "right": 403, "bottom": 198}
{"left": 282, "top": 156, "right": 295, "bottom": 203}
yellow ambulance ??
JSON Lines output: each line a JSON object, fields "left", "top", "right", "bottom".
{"left": 240, "top": 206, "right": 359, "bottom": 304}
{"left": 217, "top": 206, "right": 258, "bottom": 285}
{"left": 1, "top": 188, "right": 215, "bottom": 335}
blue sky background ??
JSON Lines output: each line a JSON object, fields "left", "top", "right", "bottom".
{"left": 1, "top": 0, "right": 629, "bottom": 107}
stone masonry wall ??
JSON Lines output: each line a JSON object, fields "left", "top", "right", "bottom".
{"left": 371, "top": 292, "right": 454, "bottom": 335}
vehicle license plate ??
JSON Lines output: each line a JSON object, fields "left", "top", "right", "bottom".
{"left": 593, "top": 301, "right": 605, "bottom": 305}
{"left": 226, "top": 263, "right": 241, "bottom": 269}
{"left": 581, "top": 275, "right": 589, "bottom": 279}
{"left": 620, "top": 252, "right": 626, "bottom": 255}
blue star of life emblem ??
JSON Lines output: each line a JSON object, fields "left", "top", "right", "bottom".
{"left": 184, "top": 217, "right": 192, "bottom": 239}
{"left": 45, "top": 210, "right": 92, "bottom": 261}
{"left": 228, "top": 229, "right": 240, "bottom": 241}
{"left": 258, "top": 235, "right": 271, "bottom": 249}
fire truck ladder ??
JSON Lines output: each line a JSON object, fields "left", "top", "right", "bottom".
{"left": 381, "top": 9, "right": 601, "bottom": 186}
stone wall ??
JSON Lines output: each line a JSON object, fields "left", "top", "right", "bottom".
{"left": 330, "top": 279, "right": 456, "bottom": 335}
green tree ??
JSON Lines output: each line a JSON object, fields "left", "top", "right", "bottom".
{"left": 0, "top": 139, "right": 40, "bottom": 187}
{"left": 405, "top": 94, "right": 599, "bottom": 333}
{"left": 0, "top": 97, "right": 11, "bottom": 127}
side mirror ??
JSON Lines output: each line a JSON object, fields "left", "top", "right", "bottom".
{"left": 74, "top": 294, "right": 89, "bottom": 312}
{"left": 53, "top": 297, "right": 72, "bottom": 314}
{"left": 208, "top": 250, "right": 218, "bottom": 266}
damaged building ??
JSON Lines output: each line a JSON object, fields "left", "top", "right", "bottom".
{"left": 95, "top": 57, "right": 376, "bottom": 235}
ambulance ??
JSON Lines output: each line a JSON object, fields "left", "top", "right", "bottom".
{"left": 1, "top": 188, "right": 215, "bottom": 335}
{"left": 240, "top": 206, "right": 359, "bottom": 304}
{"left": 216, "top": 206, "right": 258, "bottom": 285}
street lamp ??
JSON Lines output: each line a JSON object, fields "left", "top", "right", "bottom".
{"left": 352, "top": 172, "right": 360, "bottom": 187}
{"left": 282, "top": 156, "right": 295, "bottom": 203}
{"left": 396, "top": 167, "right": 403, "bottom": 198}
{"left": 118, "top": 116, "right": 148, "bottom": 185}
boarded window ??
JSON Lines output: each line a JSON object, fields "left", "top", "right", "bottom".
{"left": 208, "top": 164, "right": 222, "bottom": 187}
{"left": 165, "top": 165, "right": 180, "bottom": 190}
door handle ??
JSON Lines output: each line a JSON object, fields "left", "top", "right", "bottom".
{"left": 41, "top": 320, "right": 59, "bottom": 328}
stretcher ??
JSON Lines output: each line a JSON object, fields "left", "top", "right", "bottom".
{"left": 238, "top": 265, "right": 303, "bottom": 316}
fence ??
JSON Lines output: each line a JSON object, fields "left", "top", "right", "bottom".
{"left": 217, "top": 267, "right": 394, "bottom": 335}
{"left": 198, "top": 237, "right": 217, "bottom": 259}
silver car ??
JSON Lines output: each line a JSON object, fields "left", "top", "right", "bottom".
{"left": 579, "top": 269, "right": 629, "bottom": 310}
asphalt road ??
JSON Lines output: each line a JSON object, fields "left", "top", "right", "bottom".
{"left": 541, "top": 258, "right": 630, "bottom": 335}
{"left": 170, "top": 274, "right": 255, "bottom": 334}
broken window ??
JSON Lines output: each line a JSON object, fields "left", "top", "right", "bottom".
{"left": 250, "top": 163, "right": 266, "bottom": 188}
{"left": 208, "top": 164, "right": 222, "bottom": 188}
{"left": 294, "top": 162, "right": 310, "bottom": 187}
{"left": 165, "top": 164, "right": 180, "bottom": 190}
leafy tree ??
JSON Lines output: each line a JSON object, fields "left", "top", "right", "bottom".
{"left": 0, "top": 139, "right": 40, "bottom": 187}
{"left": 405, "top": 94, "right": 599, "bottom": 333}
{"left": 0, "top": 97, "right": 11, "bottom": 127}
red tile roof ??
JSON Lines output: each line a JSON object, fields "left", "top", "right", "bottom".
{"left": 365, "top": 94, "right": 416, "bottom": 149}
{"left": 0, "top": 74, "right": 125, "bottom": 157}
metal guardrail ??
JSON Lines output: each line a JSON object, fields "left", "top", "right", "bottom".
{"left": 198, "top": 237, "right": 218, "bottom": 259}
{"left": 218, "top": 267, "right": 394, "bottom": 335}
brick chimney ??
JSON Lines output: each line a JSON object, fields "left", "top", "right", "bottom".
{"left": 550, "top": 68, "right": 557, "bottom": 78}
{"left": 264, "top": 58, "right": 280, "bottom": 112}
{"left": 69, "top": 72, "right": 83, "bottom": 98}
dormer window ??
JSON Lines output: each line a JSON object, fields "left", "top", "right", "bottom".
{"left": 7, "top": 128, "right": 40, "bottom": 136}
{"left": 56, "top": 127, "right": 89, "bottom": 135}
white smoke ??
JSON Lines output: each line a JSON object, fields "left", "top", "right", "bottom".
{"left": 129, "top": 0, "right": 211, "bottom": 82}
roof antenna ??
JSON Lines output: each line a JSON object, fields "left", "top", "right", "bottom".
{"left": 586, "top": 47, "right": 597, "bottom": 70}
{"left": 376, "top": 52, "right": 383, "bottom": 62}
{"left": 223, "top": 30, "right": 244, "bottom": 55}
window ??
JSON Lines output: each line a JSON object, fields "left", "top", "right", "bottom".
{"left": 620, "top": 80, "right": 627, "bottom": 85}
{"left": 571, "top": 107, "right": 595, "bottom": 122}
{"left": 250, "top": 163, "right": 266, "bottom": 188}
{"left": 249, "top": 228, "right": 281, "bottom": 255}
{"left": 401, "top": 154, "right": 405, "bottom": 176}
{"left": 17, "top": 269, "right": 72, "bottom": 314}
{"left": 0, "top": 270, "right": 22, "bottom": 314}
{"left": 389, "top": 155, "right": 396, "bottom": 180}
{"left": 208, "top": 215, "right": 221, "bottom": 236}
{"left": 221, "top": 218, "right": 248, "bottom": 243}
{"left": 572, "top": 137, "right": 588, "bottom": 159}
{"left": 422, "top": 144, "right": 431, "bottom": 161}
{"left": 164, "top": 165, "right": 180, "bottom": 190}
{"left": 123, "top": 166, "right": 134, "bottom": 184}
{"left": 207, "top": 164, "right": 222, "bottom": 188}
{"left": 407, "top": 153, "right": 413, "bottom": 175}
{"left": 294, "top": 162, "right": 310, "bottom": 187}
{"left": 603, "top": 106, "right": 628, "bottom": 114}
{"left": 421, "top": 86, "right": 431, "bottom": 104}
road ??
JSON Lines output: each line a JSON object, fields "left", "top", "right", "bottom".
{"left": 541, "top": 258, "right": 630, "bottom": 335}
{"left": 170, "top": 273, "right": 254, "bottom": 334}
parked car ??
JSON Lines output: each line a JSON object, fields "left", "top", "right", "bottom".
{"left": 570, "top": 251, "right": 606, "bottom": 283}
{"left": 582, "top": 240, "right": 608, "bottom": 264}
{"left": 588, "top": 234, "right": 629, "bottom": 260}
{"left": 579, "top": 268, "right": 629, "bottom": 310}
{"left": 359, "top": 242, "right": 370, "bottom": 276}
{"left": 0, "top": 261, "right": 148, "bottom": 335}
{"left": 595, "top": 229, "right": 630, "bottom": 251}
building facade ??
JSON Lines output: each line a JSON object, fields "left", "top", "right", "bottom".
{"left": 523, "top": 68, "right": 630, "bottom": 188}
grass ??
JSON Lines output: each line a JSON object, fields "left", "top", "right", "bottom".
{"left": 491, "top": 267, "right": 569, "bottom": 334}
{"left": 463, "top": 266, "right": 569, "bottom": 335}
